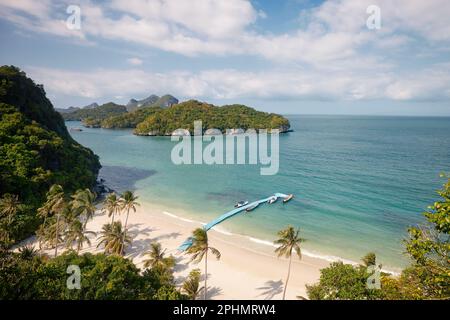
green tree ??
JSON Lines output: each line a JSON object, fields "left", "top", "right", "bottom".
{"left": 186, "top": 228, "right": 220, "bottom": 300}
{"left": 306, "top": 261, "right": 382, "bottom": 300}
{"left": 143, "top": 242, "right": 175, "bottom": 270}
{"left": 182, "top": 268, "right": 203, "bottom": 300}
{"left": 362, "top": 252, "right": 377, "bottom": 267}
{"left": 64, "top": 219, "right": 96, "bottom": 253}
{"left": 102, "top": 192, "right": 121, "bottom": 225}
{"left": 0, "top": 194, "right": 21, "bottom": 225}
{"left": 71, "top": 188, "right": 96, "bottom": 228}
{"left": 97, "top": 221, "right": 131, "bottom": 255}
{"left": 0, "top": 250, "right": 185, "bottom": 299}
{"left": 0, "top": 194, "right": 21, "bottom": 246}
{"left": 274, "top": 226, "right": 304, "bottom": 300}
{"left": 38, "top": 185, "right": 68, "bottom": 257}
{"left": 404, "top": 174, "right": 450, "bottom": 299}
{"left": 119, "top": 191, "right": 139, "bottom": 255}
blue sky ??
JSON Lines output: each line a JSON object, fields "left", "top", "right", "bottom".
{"left": 0, "top": 0, "right": 449, "bottom": 115}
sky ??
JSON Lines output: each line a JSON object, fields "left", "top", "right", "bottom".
{"left": 0, "top": 0, "right": 449, "bottom": 115}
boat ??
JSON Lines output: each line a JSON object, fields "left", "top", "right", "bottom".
{"left": 283, "top": 194, "right": 294, "bottom": 203}
{"left": 234, "top": 200, "right": 249, "bottom": 208}
{"left": 70, "top": 127, "right": 83, "bottom": 132}
{"left": 267, "top": 196, "right": 277, "bottom": 204}
{"left": 245, "top": 203, "right": 259, "bottom": 212}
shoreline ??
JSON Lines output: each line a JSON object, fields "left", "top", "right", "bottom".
{"left": 21, "top": 200, "right": 331, "bottom": 299}
{"left": 20, "top": 198, "right": 401, "bottom": 299}
{"left": 141, "top": 199, "right": 403, "bottom": 275}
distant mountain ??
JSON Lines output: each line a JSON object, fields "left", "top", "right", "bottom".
{"left": 55, "top": 106, "right": 80, "bottom": 113}
{"left": 61, "top": 102, "right": 127, "bottom": 125}
{"left": 56, "top": 102, "right": 98, "bottom": 113}
{"left": 126, "top": 94, "right": 178, "bottom": 111}
{"left": 156, "top": 94, "right": 178, "bottom": 108}
{"left": 126, "top": 95, "right": 159, "bottom": 111}
{"left": 82, "top": 102, "right": 99, "bottom": 109}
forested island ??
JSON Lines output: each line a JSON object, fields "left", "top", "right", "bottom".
{"left": 59, "top": 98, "right": 291, "bottom": 135}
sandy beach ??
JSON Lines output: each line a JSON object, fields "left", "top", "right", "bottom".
{"left": 22, "top": 201, "right": 330, "bottom": 300}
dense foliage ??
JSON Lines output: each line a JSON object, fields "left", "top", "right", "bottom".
{"left": 0, "top": 65, "right": 100, "bottom": 244}
{"left": 61, "top": 102, "right": 127, "bottom": 127}
{"left": 101, "top": 106, "right": 162, "bottom": 129}
{"left": 0, "top": 250, "right": 186, "bottom": 300}
{"left": 135, "top": 100, "right": 290, "bottom": 135}
{"left": 306, "top": 260, "right": 384, "bottom": 300}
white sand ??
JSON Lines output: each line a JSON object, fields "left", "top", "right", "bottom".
{"left": 23, "top": 201, "right": 330, "bottom": 300}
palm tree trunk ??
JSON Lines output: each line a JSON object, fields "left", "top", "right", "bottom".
{"left": 204, "top": 249, "right": 208, "bottom": 300}
{"left": 54, "top": 213, "right": 60, "bottom": 257}
{"left": 121, "top": 209, "right": 130, "bottom": 255}
{"left": 111, "top": 212, "right": 115, "bottom": 225}
{"left": 282, "top": 255, "right": 292, "bottom": 300}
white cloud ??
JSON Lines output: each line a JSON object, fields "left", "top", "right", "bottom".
{"left": 2, "top": 0, "right": 450, "bottom": 104}
{"left": 1, "top": 0, "right": 450, "bottom": 62}
{"left": 26, "top": 65, "right": 450, "bottom": 102}
{"left": 127, "top": 57, "right": 143, "bottom": 65}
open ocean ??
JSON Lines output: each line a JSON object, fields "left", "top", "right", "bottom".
{"left": 67, "top": 115, "right": 450, "bottom": 271}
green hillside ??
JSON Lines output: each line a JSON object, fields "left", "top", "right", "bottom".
{"left": 0, "top": 66, "right": 100, "bottom": 242}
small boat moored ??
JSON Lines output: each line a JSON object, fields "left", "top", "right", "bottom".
{"left": 245, "top": 203, "right": 259, "bottom": 212}
{"left": 234, "top": 200, "right": 249, "bottom": 208}
{"left": 283, "top": 194, "right": 294, "bottom": 203}
{"left": 267, "top": 196, "right": 277, "bottom": 204}
{"left": 70, "top": 127, "right": 83, "bottom": 132}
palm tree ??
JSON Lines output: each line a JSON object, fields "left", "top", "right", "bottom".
{"left": 119, "top": 190, "right": 139, "bottom": 255}
{"left": 102, "top": 193, "right": 121, "bottom": 225}
{"left": 274, "top": 226, "right": 304, "bottom": 300}
{"left": 0, "top": 193, "right": 21, "bottom": 225}
{"left": 182, "top": 268, "right": 204, "bottom": 300}
{"left": 65, "top": 220, "right": 96, "bottom": 253}
{"left": 143, "top": 242, "right": 175, "bottom": 269}
{"left": 71, "top": 189, "right": 96, "bottom": 228}
{"left": 186, "top": 228, "right": 221, "bottom": 300}
{"left": 38, "top": 185, "right": 68, "bottom": 257}
{"left": 0, "top": 194, "right": 21, "bottom": 246}
{"left": 97, "top": 221, "right": 131, "bottom": 255}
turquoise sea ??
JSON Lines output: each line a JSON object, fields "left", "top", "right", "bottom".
{"left": 67, "top": 115, "right": 450, "bottom": 270}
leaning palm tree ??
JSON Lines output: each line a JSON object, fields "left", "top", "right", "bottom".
{"left": 102, "top": 193, "right": 121, "bottom": 225}
{"left": 65, "top": 219, "right": 96, "bottom": 253}
{"left": 274, "top": 226, "right": 305, "bottom": 300}
{"left": 38, "top": 185, "right": 68, "bottom": 257}
{"left": 119, "top": 190, "right": 139, "bottom": 255}
{"left": 143, "top": 242, "right": 175, "bottom": 269}
{"left": 71, "top": 189, "right": 96, "bottom": 228}
{"left": 182, "top": 268, "right": 204, "bottom": 300}
{"left": 186, "top": 228, "right": 221, "bottom": 300}
{"left": 97, "top": 221, "right": 131, "bottom": 255}
{"left": 0, "top": 193, "right": 21, "bottom": 225}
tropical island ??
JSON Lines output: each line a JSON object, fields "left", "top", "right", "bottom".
{"left": 58, "top": 96, "right": 291, "bottom": 135}
{"left": 1, "top": 66, "right": 449, "bottom": 300}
